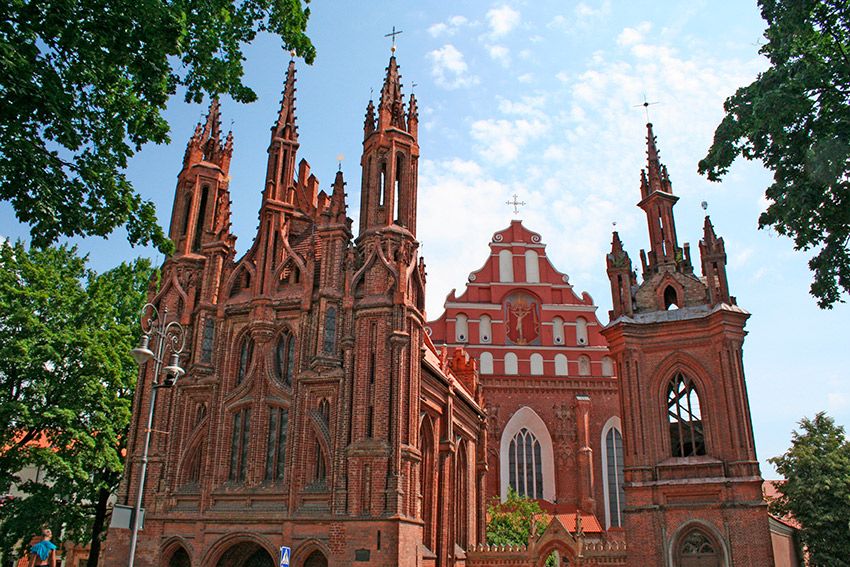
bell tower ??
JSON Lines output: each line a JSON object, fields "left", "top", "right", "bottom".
{"left": 601, "top": 124, "right": 774, "bottom": 567}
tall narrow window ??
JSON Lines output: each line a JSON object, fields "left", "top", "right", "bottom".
{"left": 236, "top": 336, "right": 254, "bottom": 385}
{"left": 499, "top": 250, "right": 514, "bottom": 282}
{"left": 181, "top": 195, "right": 193, "bottom": 237}
{"left": 323, "top": 306, "right": 337, "bottom": 354}
{"left": 394, "top": 153, "right": 403, "bottom": 224}
{"left": 229, "top": 408, "right": 251, "bottom": 482}
{"left": 576, "top": 317, "right": 589, "bottom": 345}
{"left": 479, "top": 352, "right": 494, "bottom": 375}
{"left": 668, "top": 374, "right": 706, "bottom": 457}
{"left": 455, "top": 313, "right": 469, "bottom": 343}
{"left": 479, "top": 314, "right": 492, "bottom": 344}
{"left": 200, "top": 318, "right": 215, "bottom": 363}
{"left": 552, "top": 316, "right": 564, "bottom": 345}
{"left": 602, "top": 423, "right": 625, "bottom": 528}
{"left": 379, "top": 162, "right": 386, "bottom": 207}
{"left": 275, "top": 332, "right": 296, "bottom": 386}
{"left": 314, "top": 440, "right": 327, "bottom": 483}
{"left": 524, "top": 250, "right": 540, "bottom": 283}
{"left": 455, "top": 442, "right": 468, "bottom": 549}
{"left": 264, "top": 407, "right": 288, "bottom": 481}
{"left": 504, "top": 352, "right": 518, "bottom": 375}
{"left": 192, "top": 185, "right": 209, "bottom": 252}
{"left": 508, "top": 428, "right": 543, "bottom": 499}
{"left": 186, "top": 447, "right": 202, "bottom": 486}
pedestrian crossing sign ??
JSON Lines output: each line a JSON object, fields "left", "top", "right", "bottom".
{"left": 280, "top": 546, "right": 291, "bottom": 567}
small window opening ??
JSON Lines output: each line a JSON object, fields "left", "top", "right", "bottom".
{"left": 192, "top": 186, "right": 209, "bottom": 252}
{"left": 664, "top": 285, "right": 679, "bottom": 310}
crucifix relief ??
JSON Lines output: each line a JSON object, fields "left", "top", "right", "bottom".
{"left": 504, "top": 292, "right": 540, "bottom": 345}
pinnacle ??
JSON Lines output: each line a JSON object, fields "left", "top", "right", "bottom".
{"left": 275, "top": 59, "right": 299, "bottom": 141}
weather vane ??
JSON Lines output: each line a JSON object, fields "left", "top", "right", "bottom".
{"left": 633, "top": 93, "right": 659, "bottom": 123}
{"left": 385, "top": 26, "right": 403, "bottom": 52}
{"left": 506, "top": 194, "right": 526, "bottom": 215}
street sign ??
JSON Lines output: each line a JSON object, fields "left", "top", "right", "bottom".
{"left": 279, "top": 546, "right": 291, "bottom": 567}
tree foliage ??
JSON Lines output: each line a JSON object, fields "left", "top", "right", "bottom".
{"left": 486, "top": 488, "right": 548, "bottom": 547}
{"left": 0, "top": 0, "right": 315, "bottom": 254}
{"left": 769, "top": 412, "right": 850, "bottom": 566}
{"left": 0, "top": 242, "right": 153, "bottom": 567}
{"left": 699, "top": 0, "right": 850, "bottom": 308}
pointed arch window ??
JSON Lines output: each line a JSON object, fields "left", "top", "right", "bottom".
{"left": 508, "top": 428, "right": 543, "bottom": 499}
{"left": 192, "top": 185, "right": 209, "bottom": 252}
{"left": 677, "top": 529, "right": 720, "bottom": 566}
{"left": 265, "top": 407, "right": 288, "bottom": 481}
{"left": 601, "top": 420, "right": 625, "bottom": 529}
{"left": 275, "top": 331, "right": 296, "bottom": 386}
{"left": 664, "top": 285, "right": 679, "bottom": 310}
{"left": 236, "top": 336, "right": 254, "bottom": 385}
{"left": 668, "top": 374, "right": 706, "bottom": 457}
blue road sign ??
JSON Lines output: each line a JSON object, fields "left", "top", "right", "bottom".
{"left": 279, "top": 546, "right": 291, "bottom": 567}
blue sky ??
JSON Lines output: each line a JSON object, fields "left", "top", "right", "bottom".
{"left": 2, "top": 1, "right": 848, "bottom": 476}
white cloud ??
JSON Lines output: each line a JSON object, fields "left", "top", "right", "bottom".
{"left": 428, "top": 15, "right": 469, "bottom": 37}
{"left": 518, "top": 73, "right": 534, "bottom": 84}
{"left": 575, "top": 0, "right": 611, "bottom": 19}
{"left": 486, "top": 5, "right": 520, "bottom": 37}
{"left": 828, "top": 392, "right": 850, "bottom": 412}
{"left": 427, "top": 44, "right": 479, "bottom": 90}
{"left": 487, "top": 44, "right": 511, "bottom": 67}
{"left": 617, "top": 22, "right": 652, "bottom": 46}
{"left": 470, "top": 118, "right": 548, "bottom": 162}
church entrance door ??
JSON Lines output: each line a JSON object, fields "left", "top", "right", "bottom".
{"left": 302, "top": 550, "right": 328, "bottom": 567}
{"left": 215, "top": 542, "right": 274, "bottom": 567}
{"left": 167, "top": 547, "right": 191, "bottom": 567}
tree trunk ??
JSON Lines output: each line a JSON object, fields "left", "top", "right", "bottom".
{"left": 86, "top": 486, "right": 110, "bottom": 567}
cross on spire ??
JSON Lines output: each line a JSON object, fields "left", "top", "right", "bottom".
{"left": 506, "top": 194, "right": 526, "bottom": 215}
{"left": 633, "top": 93, "right": 659, "bottom": 123}
{"left": 385, "top": 26, "right": 403, "bottom": 51}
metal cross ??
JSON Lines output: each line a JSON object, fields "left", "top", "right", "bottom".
{"left": 633, "top": 93, "right": 659, "bottom": 123}
{"left": 385, "top": 26, "right": 403, "bottom": 49}
{"left": 506, "top": 194, "right": 526, "bottom": 215}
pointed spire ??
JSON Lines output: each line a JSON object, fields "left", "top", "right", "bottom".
{"left": 643, "top": 123, "right": 673, "bottom": 196}
{"left": 407, "top": 93, "right": 419, "bottom": 139}
{"left": 328, "top": 169, "right": 347, "bottom": 223}
{"left": 183, "top": 98, "right": 228, "bottom": 168}
{"left": 364, "top": 99, "right": 376, "bottom": 139}
{"left": 378, "top": 55, "right": 406, "bottom": 131}
{"left": 275, "top": 59, "right": 298, "bottom": 142}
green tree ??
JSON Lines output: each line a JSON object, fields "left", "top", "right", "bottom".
{"left": 0, "top": 0, "right": 315, "bottom": 254}
{"left": 486, "top": 488, "right": 548, "bottom": 547}
{"left": 0, "top": 241, "right": 153, "bottom": 567}
{"left": 769, "top": 412, "right": 850, "bottom": 566}
{"left": 698, "top": 0, "right": 850, "bottom": 308}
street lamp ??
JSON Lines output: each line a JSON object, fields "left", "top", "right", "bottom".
{"left": 127, "top": 303, "right": 186, "bottom": 567}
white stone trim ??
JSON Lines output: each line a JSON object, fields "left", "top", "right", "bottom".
{"left": 499, "top": 406, "right": 556, "bottom": 502}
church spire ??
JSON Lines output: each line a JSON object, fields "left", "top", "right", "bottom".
{"left": 183, "top": 98, "right": 231, "bottom": 173}
{"left": 264, "top": 59, "right": 301, "bottom": 205}
{"left": 275, "top": 58, "right": 299, "bottom": 142}
{"left": 641, "top": 122, "right": 672, "bottom": 199}
{"left": 377, "top": 55, "right": 407, "bottom": 131}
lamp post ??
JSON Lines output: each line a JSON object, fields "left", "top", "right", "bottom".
{"left": 127, "top": 303, "right": 186, "bottom": 567}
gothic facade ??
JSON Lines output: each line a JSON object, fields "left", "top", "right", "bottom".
{"left": 103, "top": 52, "right": 776, "bottom": 567}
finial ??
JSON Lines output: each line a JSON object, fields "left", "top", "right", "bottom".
{"left": 290, "top": 49, "right": 296, "bottom": 60}
{"left": 505, "top": 194, "right": 526, "bottom": 215}
{"left": 336, "top": 153, "right": 344, "bottom": 172}
{"left": 701, "top": 200, "right": 709, "bottom": 212}
{"left": 385, "top": 26, "right": 403, "bottom": 52}
{"left": 633, "top": 93, "right": 659, "bottom": 123}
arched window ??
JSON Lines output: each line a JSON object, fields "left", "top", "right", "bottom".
{"left": 576, "top": 317, "right": 589, "bottom": 346}
{"left": 554, "top": 354, "right": 568, "bottom": 376}
{"left": 455, "top": 441, "right": 469, "bottom": 549}
{"left": 504, "top": 352, "right": 518, "bottom": 375}
{"left": 664, "top": 285, "right": 679, "bottom": 310}
{"left": 228, "top": 408, "right": 251, "bottom": 483}
{"left": 499, "top": 250, "right": 514, "bottom": 282}
{"left": 552, "top": 316, "right": 564, "bottom": 345}
{"left": 578, "top": 355, "right": 591, "bottom": 376}
{"left": 181, "top": 194, "right": 193, "bottom": 236}
{"left": 192, "top": 185, "right": 209, "bottom": 252}
{"left": 602, "top": 356, "right": 615, "bottom": 377}
{"left": 236, "top": 336, "right": 254, "bottom": 385}
{"left": 420, "top": 417, "right": 435, "bottom": 548}
{"left": 524, "top": 250, "right": 540, "bottom": 283}
{"left": 530, "top": 353, "right": 544, "bottom": 375}
{"left": 323, "top": 306, "right": 337, "bottom": 354}
{"left": 479, "top": 352, "right": 494, "bottom": 375}
{"left": 275, "top": 332, "right": 296, "bottom": 386}
{"left": 601, "top": 418, "right": 625, "bottom": 529}
{"left": 499, "top": 407, "right": 556, "bottom": 502}
{"left": 479, "top": 314, "right": 492, "bottom": 344}
{"left": 319, "top": 399, "right": 330, "bottom": 425}
{"left": 455, "top": 313, "right": 469, "bottom": 343}
{"left": 668, "top": 374, "right": 706, "bottom": 457}
{"left": 200, "top": 318, "right": 215, "bottom": 363}
{"left": 677, "top": 529, "right": 721, "bottom": 567}
{"left": 508, "top": 428, "right": 544, "bottom": 499}
{"left": 264, "top": 407, "right": 288, "bottom": 481}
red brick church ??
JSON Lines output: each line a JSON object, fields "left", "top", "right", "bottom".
{"left": 103, "top": 52, "right": 780, "bottom": 566}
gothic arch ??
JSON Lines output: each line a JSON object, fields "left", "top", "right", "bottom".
{"left": 203, "top": 533, "right": 277, "bottom": 567}
{"left": 655, "top": 274, "right": 685, "bottom": 311}
{"left": 419, "top": 413, "right": 437, "bottom": 550}
{"left": 667, "top": 520, "right": 730, "bottom": 567}
{"left": 499, "top": 406, "right": 556, "bottom": 502}
{"left": 223, "top": 260, "right": 256, "bottom": 299}
{"left": 160, "top": 537, "right": 193, "bottom": 567}
{"left": 175, "top": 423, "right": 208, "bottom": 488}
{"left": 291, "top": 540, "right": 331, "bottom": 567}
{"left": 600, "top": 416, "right": 624, "bottom": 529}
{"left": 652, "top": 353, "right": 713, "bottom": 456}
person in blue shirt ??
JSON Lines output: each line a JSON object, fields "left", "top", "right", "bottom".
{"left": 28, "top": 528, "right": 57, "bottom": 567}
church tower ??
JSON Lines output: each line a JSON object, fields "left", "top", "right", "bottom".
{"left": 601, "top": 124, "right": 774, "bottom": 567}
